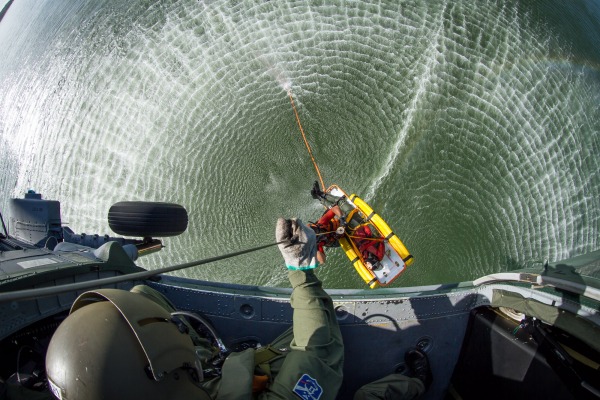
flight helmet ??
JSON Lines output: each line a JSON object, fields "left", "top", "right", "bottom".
{"left": 45, "top": 289, "right": 211, "bottom": 400}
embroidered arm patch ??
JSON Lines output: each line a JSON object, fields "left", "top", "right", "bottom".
{"left": 293, "top": 373, "right": 323, "bottom": 400}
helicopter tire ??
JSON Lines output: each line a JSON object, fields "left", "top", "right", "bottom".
{"left": 108, "top": 201, "right": 188, "bottom": 237}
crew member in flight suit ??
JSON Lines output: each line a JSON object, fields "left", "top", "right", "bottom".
{"left": 44, "top": 218, "right": 428, "bottom": 400}
{"left": 44, "top": 218, "right": 344, "bottom": 400}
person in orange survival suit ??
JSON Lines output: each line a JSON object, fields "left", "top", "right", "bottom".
{"left": 354, "top": 225, "right": 386, "bottom": 271}
{"left": 308, "top": 206, "right": 345, "bottom": 265}
{"left": 309, "top": 181, "right": 384, "bottom": 268}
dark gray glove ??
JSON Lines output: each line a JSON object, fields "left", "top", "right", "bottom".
{"left": 275, "top": 218, "right": 318, "bottom": 270}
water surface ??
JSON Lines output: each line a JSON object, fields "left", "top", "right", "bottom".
{"left": 0, "top": 0, "right": 598, "bottom": 288}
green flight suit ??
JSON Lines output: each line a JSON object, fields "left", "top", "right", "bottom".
{"left": 134, "top": 272, "right": 422, "bottom": 400}
{"left": 202, "top": 269, "right": 344, "bottom": 399}
{"left": 353, "top": 373, "right": 425, "bottom": 400}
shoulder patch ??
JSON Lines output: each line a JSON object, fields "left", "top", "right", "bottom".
{"left": 293, "top": 373, "right": 323, "bottom": 400}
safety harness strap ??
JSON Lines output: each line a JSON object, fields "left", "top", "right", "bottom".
{"left": 254, "top": 345, "right": 286, "bottom": 377}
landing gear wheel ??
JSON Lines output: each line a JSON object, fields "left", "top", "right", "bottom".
{"left": 108, "top": 201, "right": 188, "bottom": 237}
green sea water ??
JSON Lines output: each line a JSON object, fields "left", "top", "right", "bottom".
{"left": 0, "top": 0, "right": 599, "bottom": 288}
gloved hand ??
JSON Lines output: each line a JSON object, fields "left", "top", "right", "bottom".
{"left": 276, "top": 218, "right": 318, "bottom": 270}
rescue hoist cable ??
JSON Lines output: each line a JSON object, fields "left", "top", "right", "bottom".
{"left": 287, "top": 89, "right": 326, "bottom": 191}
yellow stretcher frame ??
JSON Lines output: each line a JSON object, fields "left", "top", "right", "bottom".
{"left": 326, "top": 185, "right": 413, "bottom": 289}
